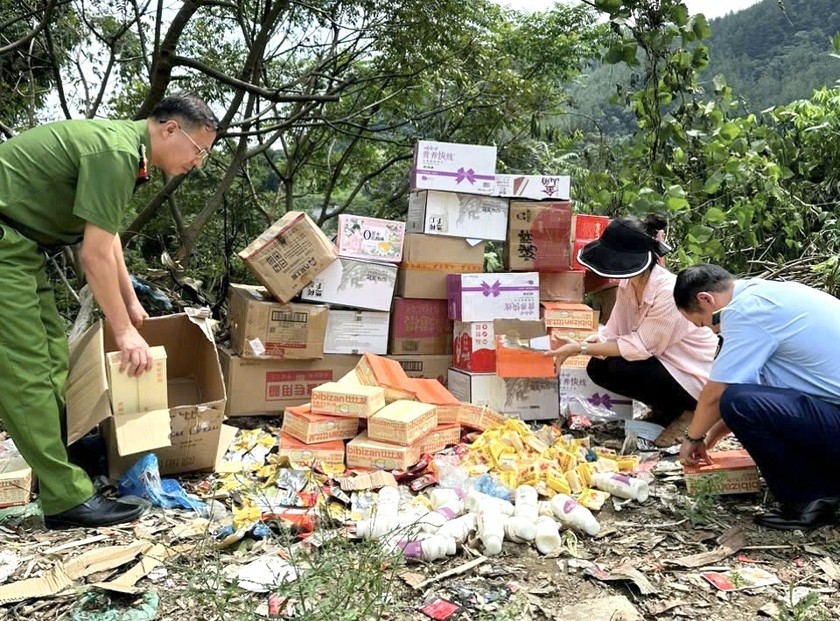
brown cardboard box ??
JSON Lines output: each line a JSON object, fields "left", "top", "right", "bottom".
{"left": 0, "top": 453, "right": 33, "bottom": 508}
{"left": 346, "top": 431, "right": 421, "bottom": 471}
{"left": 105, "top": 346, "right": 168, "bottom": 415}
{"left": 325, "top": 310, "right": 390, "bottom": 355}
{"left": 397, "top": 234, "right": 485, "bottom": 299}
{"left": 227, "top": 283, "right": 328, "bottom": 359}
{"left": 457, "top": 402, "right": 506, "bottom": 431}
{"left": 589, "top": 286, "right": 618, "bottom": 324}
{"left": 385, "top": 354, "right": 450, "bottom": 386}
{"left": 368, "top": 400, "right": 438, "bottom": 446}
{"left": 684, "top": 450, "right": 761, "bottom": 496}
{"left": 278, "top": 432, "right": 345, "bottom": 465}
{"left": 505, "top": 201, "right": 572, "bottom": 271}
{"left": 539, "top": 271, "right": 585, "bottom": 303}
{"left": 310, "top": 382, "right": 386, "bottom": 419}
{"left": 541, "top": 302, "right": 599, "bottom": 330}
{"left": 66, "top": 314, "right": 227, "bottom": 479}
{"left": 218, "top": 348, "right": 360, "bottom": 415}
{"left": 238, "top": 211, "right": 336, "bottom": 303}
{"left": 281, "top": 403, "right": 360, "bottom": 444}
{"left": 388, "top": 297, "right": 451, "bottom": 355}
{"left": 418, "top": 424, "right": 462, "bottom": 455}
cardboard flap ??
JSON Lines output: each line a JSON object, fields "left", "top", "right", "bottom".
{"left": 65, "top": 321, "right": 110, "bottom": 444}
{"left": 114, "top": 409, "right": 172, "bottom": 457}
{"left": 185, "top": 307, "right": 215, "bottom": 342}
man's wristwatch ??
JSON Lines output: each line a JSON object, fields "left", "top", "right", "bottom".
{"left": 683, "top": 430, "right": 705, "bottom": 444}
{"left": 578, "top": 341, "right": 588, "bottom": 355}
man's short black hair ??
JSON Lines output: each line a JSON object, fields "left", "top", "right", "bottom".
{"left": 150, "top": 92, "right": 219, "bottom": 132}
{"left": 674, "top": 264, "right": 735, "bottom": 312}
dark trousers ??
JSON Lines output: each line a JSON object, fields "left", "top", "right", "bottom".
{"left": 586, "top": 356, "right": 697, "bottom": 423}
{"left": 720, "top": 384, "right": 840, "bottom": 503}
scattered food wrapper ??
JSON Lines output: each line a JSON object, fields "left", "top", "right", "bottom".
{"left": 701, "top": 567, "right": 780, "bottom": 592}
{"left": 419, "top": 596, "right": 463, "bottom": 620}
{"left": 0, "top": 550, "right": 20, "bottom": 584}
{"left": 236, "top": 556, "right": 299, "bottom": 592}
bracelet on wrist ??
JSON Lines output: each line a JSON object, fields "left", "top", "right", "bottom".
{"left": 683, "top": 430, "right": 705, "bottom": 444}
{"left": 579, "top": 341, "right": 588, "bottom": 355}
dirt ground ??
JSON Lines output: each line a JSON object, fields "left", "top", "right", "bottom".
{"left": 1, "top": 424, "right": 839, "bottom": 621}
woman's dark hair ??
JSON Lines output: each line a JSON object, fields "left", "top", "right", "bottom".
{"left": 617, "top": 214, "right": 668, "bottom": 269}
{"left": 150, "top": 92, "right": 219, "bottom": 132}
{"left": 674, "top": 264, "right": 735, "bottom": 312}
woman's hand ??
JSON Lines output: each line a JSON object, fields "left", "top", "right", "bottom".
{"left": 544, "top": 337, "right": 581, "bottom": 371}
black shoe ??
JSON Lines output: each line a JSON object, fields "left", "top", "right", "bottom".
{"left": 754, "top": 497, "right": 840, "bottom": 530}
{"left": 44, "top": 494, "right": 146, "bottom": 530}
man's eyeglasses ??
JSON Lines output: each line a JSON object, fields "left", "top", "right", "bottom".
{"left": 178, "top": 125, "right": 210, "bottom": 163}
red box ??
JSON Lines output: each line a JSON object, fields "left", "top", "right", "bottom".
{"left": 506, "top": 201, "right": 572, "bottom": 272}
{"left": 452, "top": 321, "right": 495, "bottom": 373}
{"left": 573, "top": 214, "right": 610, "bottom": 241}
{"left": 388, "top": 297, "right": 451, "bottom": 355}
{"left": 584, "top": 271, "right": 619, "bottom": 293}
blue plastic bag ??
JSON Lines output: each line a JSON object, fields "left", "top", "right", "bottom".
{"left": 119, "top": 454, "right": 208, "bottom": 515}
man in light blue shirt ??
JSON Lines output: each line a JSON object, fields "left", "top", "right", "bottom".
{"left": 673, "top": 264, "right": 840, "bottom": 530}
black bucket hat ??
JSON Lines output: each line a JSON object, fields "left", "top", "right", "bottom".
{"left": 577, "top": 218, "right": 671, "bottom": 278}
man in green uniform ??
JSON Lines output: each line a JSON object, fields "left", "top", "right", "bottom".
{"left": 0, "top": 92, "right": 218, "bottom": 529}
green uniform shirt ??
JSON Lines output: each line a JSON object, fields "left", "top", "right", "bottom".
{"left": 0, "top": 119, "right": 150, "bottom": 247}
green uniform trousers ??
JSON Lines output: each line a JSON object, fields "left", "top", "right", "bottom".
{"left": 0, "top": 223, "right": 94, "bottom": 514}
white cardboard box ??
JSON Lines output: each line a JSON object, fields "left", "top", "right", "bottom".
{"left": 301, "top": 257, "right": 397, "bottom": 312}
{"left": 407, "top": 191, "right": 509, "bottom": 241}
{"left": 558, "top": 367, "right": 633, "bottom": 420}
{"left": 324, "top": 310, "right": 390, "bottom": 354}
{"left": 410, "top": 140, "right": 496, "bottom": 195}
{"left": 335, "top": 214, "right": 405, "bottom": 263}
{"left": 494, "top": 174, "right": 571, "bottom": 200}
{"left": 448, "top": 272, "right": 540, "bottom": 322}
{"left": 447, "top": 368, "right": 559, "bottom": 421}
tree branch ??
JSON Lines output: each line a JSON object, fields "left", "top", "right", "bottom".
{"left": 0, "top": 0, "right": 60, "bottom": 56}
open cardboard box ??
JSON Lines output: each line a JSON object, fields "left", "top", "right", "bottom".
{"left": 66, "top": 313, "right": 227, "bottom": 479}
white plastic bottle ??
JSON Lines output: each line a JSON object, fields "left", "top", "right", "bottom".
{"left": 534, "top": 515, "right": 562, "bottom": 555}
{"left": 478, "top": 508, "right": 504, "bottom": 556}
{"left": 429, "top": 488, "right": 466, "bottom": 509}
{"left": 513, "top": 485, "right": 539, "bottom": 523}
{"left": 419, "top": 499, "right": 463, "bottom": 532}
{"left": 436, "top": 513, "right": 477, "bottom": 543}
{"left": 591, "top": 473, "right": 650, "bottom": 503}
{"left": 503, "top": 515, "right": 537, "bottom": 543}
{"left": 396, "top": 534, "right": 457, "bottom": 561}
{"left": 465, "top": 489, "right": 515, "bottom": 516}
{"left": 537, "top": 500, "right": 555, "bottom": 518}
{"left": 550, "top": 494, "right": 600, "bottom": 536}
{"left": 356, "top": 486, "right": 402, "bottom": 539}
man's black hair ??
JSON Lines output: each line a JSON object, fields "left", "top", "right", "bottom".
{"left": 150, "top": 92, "right": 219, "bottom": 132}
{"left": 674, "top": 264, "right": 735, "bottom": 312}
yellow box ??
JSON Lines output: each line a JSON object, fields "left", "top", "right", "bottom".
{"left": 281, "top": 403, "right": 359, "bottom": 444}
{"left": 310, "top": 382, "right": 386, "bottom": 418}
{"left": 346, "top": 431, "right": 421, "bottom": 471}
{"left": 367, "top": 400, "right": 438, "bottom": 446}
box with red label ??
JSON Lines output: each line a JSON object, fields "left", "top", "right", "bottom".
{"left": 346, "top": 431, "right": 422, "bottom": 471}
{"left": 367, "top": 400, "right": 438, "bottom": 446}
{"left": 278, "top": 432, "right": 345, "bottom": 465}
{"left": 548, "top": 328, "right": 597, "bottom": 369}
{"left": 406, "top": 377, "right": 461, "bottom": 424}
{"left": 505, "top": 201, "right": 572, "bottom": 272}
{"left": 410, "top": 140, "right": 497, "bottom": 195}
{"left": 539, "top": 271, "right": 584, "bottom": 303}
{"left": 448, "top": 273, "right": 540, "bottom": 322}
{"left": 418, "top": 424, "right": 462, "bottom": 455}
{"left": 219, "top": 348, "right": 360, "bottom": 415}
{"left": 336, "top": 214, "right": 405, "bottom": 263}
{"left": 452, "top": 321, "right": 496, "bottom": 373}
{"left": 310, "top": 382, "right": 386, "bottom": 419}
{"left": 227, "top": 283, "right": 328, "bottom": 359}
{"left": 542, "top": 302, "right": 598, "bottom": 331}
{"left": 385, "top": 354, "right": 450, "bottom": 386}
{"left": 0, "top": 452, "right": 33, "bottom": 508}
{"left": 494, "top": 174, "right": 571, "bottom": 201}
{"left": 684, "top": 449, "right": 761, "bottom": 495}
{"left": 281, "top": 403, "right": 360, "bottom": 444}
{"left": 389, "top": 298, "right": 451, "bottom": 355}
{"left": 573, "top": 214, "right": 610, "bottom": 241}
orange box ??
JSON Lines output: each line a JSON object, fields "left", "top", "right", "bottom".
{"left": 683, "top": 449, "right": 761, "bottom": 495}
{"left": 282, "top": 403, "right": 360, "bottom": 444}
{"left": 542, "top": 302, "right": 598, "bottom": 330}
{"left": 419, "top": 424, "right": 462, "bottom": 455}
{"left": 310, "top": 382, "right": 386, "bottom": 418}
{"left": 346, "top": 431, "right": 421, "bottom": 470}
{"left": 351, "top": 353, "right": 416, "bottom": 403}
{"left": 367, "top": 400, "right": 438, "bottom": 446}
{"left": 548, "top": 328, "right": 597, "bottom": 369}
{"left": 278, "top": 432, "right": 345, "bottom": 465}
{"left": 493, "top": 319, "right": 554, "bottom": 379}
{"left": 407, "top": 378, "right": 461, "bottom": 424}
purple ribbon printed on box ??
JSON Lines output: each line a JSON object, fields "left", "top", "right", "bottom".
{"left": 462, "top": 279, "right": 537, "bottom": 298}
{"left": 417, "top": 168, "right": 494, "bottom": 185}
{"left": 588, "top": 393, "right": 633, "bottom": 410}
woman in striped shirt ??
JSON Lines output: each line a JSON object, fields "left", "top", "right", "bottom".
{"left": 547, "top": 215, "right": 718, "bottom": 444}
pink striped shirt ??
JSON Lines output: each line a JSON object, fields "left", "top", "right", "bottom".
{"left": 597, "top": 264, "right": 718, "bottom": 399}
